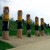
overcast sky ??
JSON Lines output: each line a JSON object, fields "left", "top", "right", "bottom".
{"left": 0, "top": 0, "right": 50, "bottom": 24}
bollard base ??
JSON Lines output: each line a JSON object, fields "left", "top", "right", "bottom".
{"left": 35, "top": 30, "right": 39, "bottom": 37}
{"left": 2, "top": 31, "right": 9, "bottom": 40}
{"left": 17, "top": 29, "right": 22, "bottom": 38}
{"left": 41, "top": 30, "right": 45, "bottom": 36}
{"left": 27, "top": 30, "right": 31, "bottom": 37}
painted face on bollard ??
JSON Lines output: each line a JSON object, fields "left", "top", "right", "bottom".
{"left": 27, "top": 14, "right": 30, "bottom": 20}
{"left": 26, "top": 14, "right": 31, "bottom": 24}
{"left": 35, "top": 16, "right": 39, "bottom": 26}
{"left": 41, "top": 18, "right": 44, "bottom": 22}
{"left": 35, "top": 17, "right": 38, "bottom": 22}
{"left": 18, "top": 10, "right": 22, "bottom": 21}
{"left": 41, "top": 18, "right": 44, "bottom": 25}
{"left": 3, "top": 7, "right": 9, "bottom": 14}
{"left": 18, "top": 10, "right": 22, "bottom": 16}
{"left": 3, "top": 6, "right": 9, "bottom": 21}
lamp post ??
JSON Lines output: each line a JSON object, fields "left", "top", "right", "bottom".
{"left": 2, "top": 6, "right": 9, "bottom": 40}
{"left": 35, "top": 16, "right": 39, "bottom": 36}
{"left": 26, "top": 14, "right": 31, "bottom": 37}
{"left": 17, "top": 10, "right": 23, "bottom": 38}
{"left": 41, "top": 18, "right": 45, "bottom": 36}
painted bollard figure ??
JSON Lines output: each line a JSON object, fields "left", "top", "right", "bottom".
{"left": 2, "top": 6, "right": 9, "bottom": 40}
{"left": 41, "top": 18, "right": 45, "bottom": 36}
{"left": 26, "top": 14, "right": 31, "bottom": 37}
{"left": 35, "top": 16, "right": 39, "bottom": 36}
{"left": 17, "top": 10, "right": 23, "bottom": 38}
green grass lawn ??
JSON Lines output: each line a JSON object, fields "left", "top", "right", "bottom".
{"left": 0, "top": 40, "right": 14, "bottom": 50}
{"left": 0, "top": 19, "right": 50, "bottom": 36}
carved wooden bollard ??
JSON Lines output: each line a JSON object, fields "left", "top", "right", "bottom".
{"left": 26, "top": 14, "right": 31, "bottom": 37}
{"left": 2, "top": 6, "right": 9, "bottom": 40}
{"left": 17, "top": 10, "right": 23, "bottom": 38}
{"left": 40, "top": 18, "right": 45, "bottom": 36}
{"left": 35, "top": 16, "right": 39, "bottom": 36}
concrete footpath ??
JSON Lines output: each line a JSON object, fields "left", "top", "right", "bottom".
{"left": 7, "top": 36, "right": 50, "bottom": 50}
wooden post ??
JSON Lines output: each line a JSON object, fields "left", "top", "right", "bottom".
{"left": 35, "top": 16, "right": 39, "bottom": 36}
{"left": 17, "top": 10, "right": 23, "bottom": 38}
{"left": 26, "top": 14, "right": 31, "bottom": 37}
{"left": 40, "top": 18, "right": 45, "bottom": 36}
{"left": 2, "top": 6, "right": 9, "bottom": 40}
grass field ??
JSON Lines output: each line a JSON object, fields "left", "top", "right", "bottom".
{"left": 0, "top": 40, "right": 14, "bottom": 50}
{"left": 0, "top": 19, "right": 50, "bottom": 36}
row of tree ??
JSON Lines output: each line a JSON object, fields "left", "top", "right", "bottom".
{"left": 45, "top": 23, "right": 50, "bottom": 28}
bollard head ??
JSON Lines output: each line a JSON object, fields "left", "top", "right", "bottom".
{"left": 18, "top": 10, "right": 22, "bottom": 16}
{"left": 41, "top": 18, "right": 44, "bottom": 26}
{"left": 35, "top": 16, "right": 39, "bottom": 26}
{"left": 3, "top": 6, "right": 9, "bottom": 21}
{"left": 35, "top": 16, "right": 39, "bottom": 22}
{"left": 41, "top": 18, "right": 44, "bottom": 22}
{"left": 17, "top": 10, "right": 22, "bottom": 21}
{"left": 3, "top": 6, "right": 9, "bottom": 14}
{"left": 26, "top": 14, "right": 30, "bottom": 19}
{"left": 26, "top": 14, "right": 31, "bottom": 24}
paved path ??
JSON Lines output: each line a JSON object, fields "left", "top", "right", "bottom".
{"left": 8, "top": 39, "right": 50, "bottom": 50}
{"left": 0, "top": 35, "right": 50, "bottom": 50}
{"left": 0, "top": 35, "right": 50, "bottom": 47}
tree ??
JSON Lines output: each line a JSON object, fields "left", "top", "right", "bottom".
{"left": 47, "top": 24, "right": 50, "bottom": 28}
{"left": 0, "top": 15, "right": 2, "bottom": 19}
